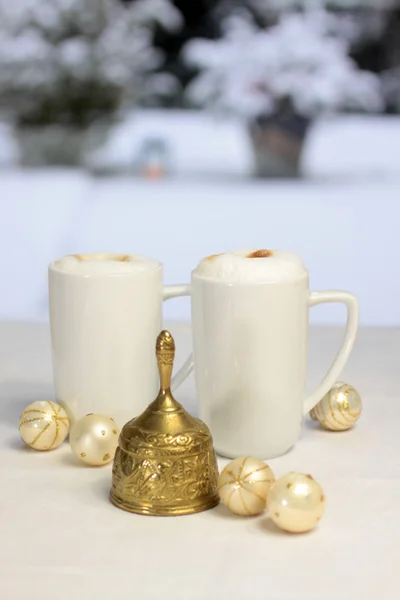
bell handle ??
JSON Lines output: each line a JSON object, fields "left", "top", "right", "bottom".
{"left": 156, "top": 330, "right": 176, "bottom": 391}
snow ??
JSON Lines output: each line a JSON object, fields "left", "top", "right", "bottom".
{"left": 1, "top": 110, "right": 400, "bottom": 179}
{"left": 250, "top": 1, "right": 393, "bottom": 9}
{"left": 128, "top": 0, "right": 183, "bottom": 32}
{"left": 85, "top": 110, "right": 400, "bottom": 180}
{"left": 184, "top": 10, "right": 383, "bottom": 119}
{"left": 303, "top": 116, "right": 400, "bottom": 178}
{"left": 87, "top": 110, "right": 253, "bottom": 177}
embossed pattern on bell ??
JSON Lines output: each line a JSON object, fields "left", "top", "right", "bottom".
{"left": 110, "top": 330, "right": 219, "bottom": 515}
{"left": 111, "top": 443, "right": 219, "bottom": 515}
{"left": 156, "top": 329, "right": 175, "bottom": 355}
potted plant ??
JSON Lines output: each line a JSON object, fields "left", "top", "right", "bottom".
{"left": 0, "top": 0, "right": 182, "bottom": 166}
{"left": 183, "top": 9, "right": 383, "bottom": 177}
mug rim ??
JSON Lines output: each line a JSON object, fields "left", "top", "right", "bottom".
{"left": 191, "top": 270, "right": 309, "bottom": 286}
{"left": 48, "top": 253, "right": 163, "bottom": 277}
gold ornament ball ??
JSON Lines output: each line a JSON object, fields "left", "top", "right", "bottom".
{"left": 310, "top": 381, "right": 362, "bottom": 431}
{"left": 19, "top": 400, "right": 69, "bottom": 450}
{"left": 69, "top": 414, "right": 120, "bottom": 466}
{"left": 218, "top": 456, "right": 275, "bottom": 516}
{"left": 267, "top": 472, "right": 326, "bottom": 533}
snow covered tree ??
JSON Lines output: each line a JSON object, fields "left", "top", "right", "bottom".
{"left": 146, "top": 1, "right": 392, "bottom": 111}
{"left": 243, "top": 1, "right": 390, "bottom": 78}
{"left": 183, "top": 9, "right": 383, "bottom": 120}
{"left": 183, "top": 8, "right": 383, "bottom": 177}
{"left": 0, "top": 0, "right": 182, "bottom": 126}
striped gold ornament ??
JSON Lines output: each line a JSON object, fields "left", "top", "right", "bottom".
{"left": 218, "top": 456, "right": 275, "bottom": 516}
{"left": 310, "top": 382, "right": 362, "bottom": 431}
{"left": 19, "top": 400, "right": 69, "bottom": 450}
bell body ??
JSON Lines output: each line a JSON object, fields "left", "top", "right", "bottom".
{"left": 111, "top": 421, "right": 219, "bottom": 515}
{"left": 110, "top": 330, "right": 219, "bottom": 516}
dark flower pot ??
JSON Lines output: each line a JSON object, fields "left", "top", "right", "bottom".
{"left": 249, "top": 112, "right": 311, "bottom": 178}
{"left": 15, "top": 122, "right": 113, "bottom": 167}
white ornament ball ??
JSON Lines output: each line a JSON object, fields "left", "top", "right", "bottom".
{"left": 218, "top": 456, "right": 275, "bottom": 516}
{"left": 19, "top": 400, "right": 69, "bottom": 450}
{"left": 310, "top": 381, "right": 362, "bottom": 431}
{"left": 267, "top": 472, "right": 326, "bottom": 533}
{"left": 69, "top": 414, "right": 120, "bottom": 466}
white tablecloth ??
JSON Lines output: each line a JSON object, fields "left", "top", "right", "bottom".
{"left": 0, "top": 322, "right": 399, "bottom": 599}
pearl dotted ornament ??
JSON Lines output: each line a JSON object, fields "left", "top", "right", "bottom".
{"left": 19, "top": 400, "right": 69, "bottom": 450}
{"left": 267, "top": 472, "right": 326, "bottom": 533}
{"left": 218, "top": 457, "right": 275, "bottom": 516}
{"left": 310, "top": 381, "right": 362, "bottom": 431}
{"left": 69, "top": 414, "right": 120, "bottom": 466}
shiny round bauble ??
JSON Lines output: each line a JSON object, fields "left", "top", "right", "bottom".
{"left": 267, "top": 472, "right": 325, "bottom": 533}
{"left": 19, "top": 400, "right": 69, "bottom": 450}
{"left": 310, "top": 381, "right": 362, "bottom": 431}
{"left": 69, "top": 414, "right": 120, "bottom": 466}
{"left": 218, "top": 456, "right": 275, "bottom": 516}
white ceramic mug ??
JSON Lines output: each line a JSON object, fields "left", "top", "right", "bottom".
{"left": 189, "top": 249, "right": 359, "bottom": 459}
{"left": 48, "top": 253, "right": 193, "bottom": 427}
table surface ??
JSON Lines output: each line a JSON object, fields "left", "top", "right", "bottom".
{"left": 0, "top": 321, "right": 399, "bottom": 599}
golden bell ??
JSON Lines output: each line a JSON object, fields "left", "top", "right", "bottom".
{"left": 110, "top": 330, "right": 220, "bottom": 516}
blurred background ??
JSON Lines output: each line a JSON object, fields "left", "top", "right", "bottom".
{"left": 0, "top": 0, "right": 398, "bottom": 325}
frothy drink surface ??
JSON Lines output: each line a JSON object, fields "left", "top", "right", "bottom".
{"left": 194, "top": 249, "right": 307, "bottom": 283}
{"left": 51, "top": 253, "right": 160, "bottom": 275}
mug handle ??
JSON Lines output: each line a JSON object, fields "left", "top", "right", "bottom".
{"left": 162, "top": 285, "right": 193, "bottom": 390}
{"left": 303, "top": 291, "right": 359, "bottom": 415}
